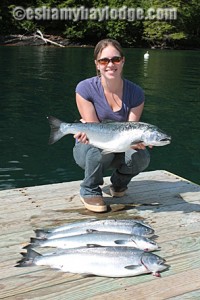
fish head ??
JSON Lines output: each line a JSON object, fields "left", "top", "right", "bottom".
{"left": 131, "top": 236, "right": 159, "bottom": 251}
{"left": 132, "top": 223, "right": 154, "bottom": 237}
{"left": 141, "top": 126, "right": 171, "bottom": 146}
{"left": 141, "top": 252, "right": 168, "bottom": 276}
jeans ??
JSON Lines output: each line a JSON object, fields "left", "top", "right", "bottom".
{"left": 73, "top": 143, "right": 150, "bottom": 198}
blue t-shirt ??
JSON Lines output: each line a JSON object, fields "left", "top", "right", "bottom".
{"left": 75, "top": 76, "right": 144, "bottom": 122}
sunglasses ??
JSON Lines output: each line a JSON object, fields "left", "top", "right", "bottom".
{"left": 97, "top": 56, "right": 123, "bottom": 65}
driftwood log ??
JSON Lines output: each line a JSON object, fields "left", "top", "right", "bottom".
{"left": 34, "top": 30, "right": 65, "bottom": 47}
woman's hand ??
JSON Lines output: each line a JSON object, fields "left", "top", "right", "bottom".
{"left": 74, "top": 132, "right": 89, "bottom": 144}
{"left": 73, "top": 119, "right": 89, "bottom": 144}
{"left": 131, "top": 143, "right": 153, "bottom": 150}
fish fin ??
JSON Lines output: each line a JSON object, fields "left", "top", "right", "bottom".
{"left": 15, "top": 249, "right": 41, "bottom": 267}
{"left": 124, "top": 264, "right": 140, "bottom": 270}
{"left": 47, "top": 116, "right": 66, "bottom": 145}
{"left": 86, "top": 229, "right": 98, "bottom": 233}
{"left": 114, "top": 240, "right": 128, "bottom": 245}
{"left": 86, "top": 244, "right": 103, "bottom": 248}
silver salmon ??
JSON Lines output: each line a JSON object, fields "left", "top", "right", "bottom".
{"left": 28, "top": 231, "right": 159, "bottom": 251}
{"left": 16, "top": 246, "right": 168, "bottom": 277}
{"left": 38, "top": 218, "right": 153, "bottom": 234}
{"left": 35, "top": 221, "right": 154, "bottom": 239}
{"left": 47, "top": 116, "right": 171, "bottom": 153}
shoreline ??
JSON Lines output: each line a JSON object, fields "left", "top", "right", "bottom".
{"left": 0, "top": 34, "right": 93, "bottom": 47}
{"left": 0, "top": 34, "right": 199, "bottom": 50}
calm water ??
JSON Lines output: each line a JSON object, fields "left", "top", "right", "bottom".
{"left": 0, "top": 46, "right": 199, "bottom": 190}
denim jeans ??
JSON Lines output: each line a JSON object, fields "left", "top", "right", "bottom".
{"left": 73, "top": 143, "right": 150, "bottom": 198}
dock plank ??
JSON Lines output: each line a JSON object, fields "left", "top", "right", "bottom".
{"left": 0, "top": 170, "right": 200, "bottom": 299}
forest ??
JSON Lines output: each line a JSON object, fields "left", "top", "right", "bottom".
{"left": 0, "top": 0, "right": 200, "bottom": 48}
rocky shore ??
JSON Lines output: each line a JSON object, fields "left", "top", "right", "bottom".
{"left": 0, "top": 34, "right": 90, "bottom": 47}
{"left": 1, "top": 34, "right": 199, "bottom": 50}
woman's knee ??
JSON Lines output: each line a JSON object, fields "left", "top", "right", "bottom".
{"left": 87, "top": 147, "right": 102, "bottom": 164}
{"left": 136, "top": 149, "right": 150, "bottom": 171}
{"left": 73, "top": 143, "right": 94, "bottom": 169}
{"left": 73, "top": 144, "right": 104, "bottom": 169}
{"left": 87, "top": 148, "right": 114, "bottom": 170}
{"left": 124, "top": 149, "right": 150, "bottom": 174}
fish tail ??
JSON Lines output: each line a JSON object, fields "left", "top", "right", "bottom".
{"left": 15, "top": 249, "right": 41, "bottom": 267}
{"left": 47, "top": 116, "right": 66, "bottom": 145}
{"left": 30, "top": 237, "right": 44, "bottom": 247}
{"left": 23, "top": 238, "right": 44, "bottom": 248}
{"left": 34, "top": 229, "right": 48, "bottom": 239}
{"left": 22, "top": 243, "right": 33, "bottom": 251}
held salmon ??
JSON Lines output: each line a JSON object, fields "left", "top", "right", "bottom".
{"left": 27, "top": 231, "right": 159, "bottom": 251}
{"left": 35, "top": 220, "right": 154, "bottom": 239}
{"left": 16, "top": 246, "right": 168, "bottom": 277}
{"left": 47, "top": 116, "right": 171, "bottom": 153}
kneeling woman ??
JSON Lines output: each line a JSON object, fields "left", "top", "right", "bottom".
{"left": 73, "top": 39, "right": 150, "bottom": 213}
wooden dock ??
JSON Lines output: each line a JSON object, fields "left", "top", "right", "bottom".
{"left": 0, "top": 170, "right": 200, "bottom": 300}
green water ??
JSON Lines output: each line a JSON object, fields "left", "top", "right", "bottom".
{"left": 0, "top": 46, "right": 199, "bottom": 190}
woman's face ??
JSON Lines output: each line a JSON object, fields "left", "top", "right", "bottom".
{"left": 95, "top": 45, "right": 125, "bottom": 80}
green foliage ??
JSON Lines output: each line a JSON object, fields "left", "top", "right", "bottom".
{"left": 0, "top": 0, "right": 199, "bottom": 48}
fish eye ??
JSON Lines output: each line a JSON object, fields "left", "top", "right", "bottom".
{"left": 150, "top": 240, "right": 157, "bottom": 245}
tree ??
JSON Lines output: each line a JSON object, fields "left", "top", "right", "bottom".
{"left": 0, "top": 0, "right": 199, "bottom": 48}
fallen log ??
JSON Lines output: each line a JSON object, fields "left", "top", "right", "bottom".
{"left": 34, "top": 30, "right": 65, "bottom": 47}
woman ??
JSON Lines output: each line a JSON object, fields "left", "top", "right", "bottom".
{"left": 73, "top": 39, "right": 150, "bottom": 213}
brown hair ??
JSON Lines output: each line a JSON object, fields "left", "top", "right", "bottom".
{"left": 94, "top": 39, "right": 124, "bottom": 76}
{"left": 94, "top": 39, "right": 124, "bottom": 60}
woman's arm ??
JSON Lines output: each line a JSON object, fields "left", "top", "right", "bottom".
{"left": 128, "top": 102, "right": 144, "bottom": 122}
{"left": 76, "top": 93, "right": 99, "bottom": 122}
{"left": 74, "top": 93, "right": 99, "bottom": 143}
